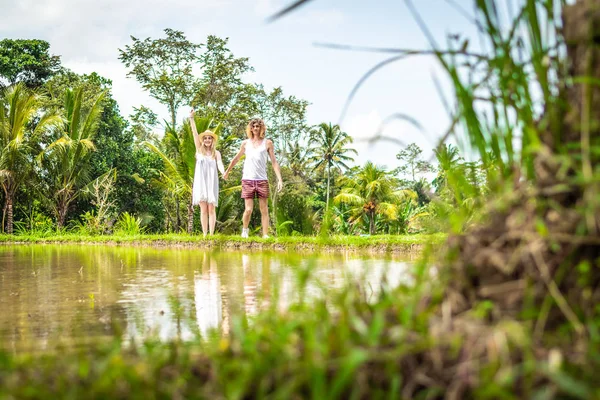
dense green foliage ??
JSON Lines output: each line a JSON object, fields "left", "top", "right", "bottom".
{"left": 0, "top": 39, "right": 61, "bottom": 89}
{"left": 0, "top": 31, "right": 473, "bottom": 237}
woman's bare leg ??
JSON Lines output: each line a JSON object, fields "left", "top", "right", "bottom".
{"left": 199, "top": 202, "right": 208, "bottom": 237}
{"left": 208, "top": 203, "right": 216, "bottom": 235}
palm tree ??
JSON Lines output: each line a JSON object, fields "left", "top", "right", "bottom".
{"left": 144, "top": 116, "right": 220, "bottom": 234}
{"left": 433, "top": 144, "right": 487, "bottom": 212}
{"left": 391, "top": 199, "right": 429, "bottom": 234}
{"left": 0, "top": 83, "right": 61, "bottom": 233}
{"left": 308, "top": 123, "right": 357, "bottom": 211}
{"left": 432, "top": 143, "right": 461, "bottom": 193}
{"left": 38, "top": 87, "right": 106, "bottom": 228}
{"left": 287, "top": 139, "right": 311, "bottom": 180}
{"left": 334, "top": 162, "right": 410, "bottom": 235}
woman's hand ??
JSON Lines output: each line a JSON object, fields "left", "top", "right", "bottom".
{"left": 189, "top": 109, "right": 195, "bottom": 119}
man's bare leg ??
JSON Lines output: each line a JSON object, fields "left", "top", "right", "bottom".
{"left": 243, "top": 198, "right": 254, "bottom": 229}
{"left": 258, "top": 197, "right": 269, "bottom": 237}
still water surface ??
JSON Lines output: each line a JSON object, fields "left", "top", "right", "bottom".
{"left": 0, "top": 244, "right": 413, "bottom": 351}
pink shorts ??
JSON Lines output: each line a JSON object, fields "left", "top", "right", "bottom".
{"left": 241, "top": 180, "right": 269, "bottom": 199}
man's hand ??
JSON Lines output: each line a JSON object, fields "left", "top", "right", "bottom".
{"left": 277, "top": 179, "right": 283, "bottom": 192}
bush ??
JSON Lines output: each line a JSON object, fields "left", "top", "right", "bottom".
{"left": 114, "top": 212, "right": 145, "bottom": 235}
{"left": 14, "top": 211, "right": 55, "bottom": 236}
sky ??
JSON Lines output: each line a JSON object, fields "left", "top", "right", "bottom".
{"left": 1, "top": 0, "right": 479, "bottom": 170}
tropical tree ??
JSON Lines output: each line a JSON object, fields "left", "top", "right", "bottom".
{"left": 395, "top": 142, "right": 433, "bottom": 182}
{"left": 192, "top": 36, "right": 252, "bottom": 118}
{"left": 129, "top": 105, "right": 159, "bottom": 144}
{"left": 144, "top": 116, "right": 220, "bottom": 234}
{"left": 253, "top": 86, "right": 309, "bottom": 155}
{"left": 0, "top": 39, "right": 61, "bottom": 89}
{"left": 432, "top": 143, "right": 487, "bottom": 213}
{"left": 38, "top": 86, "right": 106, "bottom": 228}
{"left": 274, "top": 166, "right": 315, "bottom": 235}
{"left": 287, "top": 139, "right": 312, "bottom": 180}
{"left": 0, "top": 83, "right": 61, "bottom": 233}
{"left": 334, "top": 162, "right": 408, "bottom": 235}
{"left": 119, "top": 29, "right": 201, "bottom": 129}
{"left": 390, "top": 198, "right": 429, "bottom": 234}
{"left": 331, "top": 204, "right": 356, "bottom": 235}
{"left": 308, "top": 123, "right": 357, "bottom": 211}
{"left": 432, "top": 143, "right": 461, "bottom": 193}
{"left": 42, "top": 70, "right": 156, "bottom": 228}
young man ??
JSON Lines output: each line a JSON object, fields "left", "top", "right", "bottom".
{"left": 223, "top": 118, "right": 283, "bottom": 238}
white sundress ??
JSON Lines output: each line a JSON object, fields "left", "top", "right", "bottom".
{"left": 192, "top": 152, "right": 224, "bottom": 206}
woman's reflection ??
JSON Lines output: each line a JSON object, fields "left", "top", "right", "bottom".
{"left": 194, "top": 252, "right": 222, "bottom": 337}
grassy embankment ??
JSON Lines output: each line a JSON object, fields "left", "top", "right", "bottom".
{"left": 0, "top": 232, "right": 446, "bottom": 253}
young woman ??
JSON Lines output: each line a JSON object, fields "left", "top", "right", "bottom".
{"left": 190, "top": 109, "right": 225, "bottom": 237}
{"left": 223, "top": 118, "right": 283, "bottom": 238}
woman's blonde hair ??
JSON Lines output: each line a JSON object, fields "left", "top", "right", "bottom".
{"left": 199, "top": 130, "right": 217, "bottom": 159}
{"left": 246, "top": 118, "right": 266, "bottom": 139}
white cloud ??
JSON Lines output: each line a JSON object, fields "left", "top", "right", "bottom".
{"left": 62, "top": 60, "right": 161, "bottom": 121}
{"left": 254, "top": 0, "right": 282, "bottom": 17}
{"left": 293, "top": 9, "right": 345, "bottom": 25}
{"left": 343, "top": 110, "right": 435, "bottom": 170}
{"left": 343, "top": 110, "right": 381, "bottom": 142}
{"left": 343, "top": 110, "right": 394, "bottom": 168}
{"left": 1, "top": 0, "right": 223, "bottom": 63}
{"left": 0, "top": 0, "right": 249, "bottom": 124}
{"left": 253, "top": 0, "right": 344, "bottom": 25}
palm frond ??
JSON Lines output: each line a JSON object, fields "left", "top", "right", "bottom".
{"left": 333, "top": 191, "right": 364, "bottom": 206}
{"left": 376, "top": 202, "right": 399, "bottom": 220}
{"left": 79, "top": 90, "right": 106, "bottom": 141}
{"left": 33, "top": 113, "right": 64, "bottom": 139}
{"left": 65, "top": 88, "right": 83, "bottom": 140}
{"left": 144, "top": 141, "right": 191, "bottom": 194}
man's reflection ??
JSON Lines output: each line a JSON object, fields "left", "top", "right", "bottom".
{"left": 242, "top": 254, "right": 258, "bottom": 316}
{"left": 218, "top": 253, "right": 267, "bottom": 333}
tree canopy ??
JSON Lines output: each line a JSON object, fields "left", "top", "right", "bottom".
{"left": 0, "top": 39, "right": 61, "bottom": 89}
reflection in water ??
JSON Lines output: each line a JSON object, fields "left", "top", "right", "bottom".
{"left": 242, "top": 254, "right": 257, "bottom": 317}
{"left": 195, "top": 253, "right": 221, "bottom": 337}
{"left": 0, "top": 245, "right": 413, "bottom": 352}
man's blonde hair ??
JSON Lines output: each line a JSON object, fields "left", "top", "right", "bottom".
{"left": 246, "top": 118, "right": 266, "bottom": 139}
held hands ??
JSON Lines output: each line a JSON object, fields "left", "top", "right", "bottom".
{"left": 189, "top": 109, "right": 195, "bottom": 119}
{"left": 223, "top": 171, "right": 229, "bottom": 181}
{"left": 277, "top": 179, "right": 283, "bottom": 192}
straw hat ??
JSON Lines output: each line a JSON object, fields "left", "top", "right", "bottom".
{"left": 199, "top": 130, "right": 218, "bottom": 142}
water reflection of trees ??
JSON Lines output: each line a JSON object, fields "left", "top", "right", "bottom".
{"left": 0, "top": 245, "right": 412, "bottom": 349}
{"left": 0, "top": 245, "right": 129, "bottom": 351}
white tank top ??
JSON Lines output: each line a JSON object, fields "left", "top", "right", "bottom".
{"left": 242, "top": 139, "right": 268, "bottom": 180}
